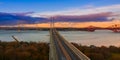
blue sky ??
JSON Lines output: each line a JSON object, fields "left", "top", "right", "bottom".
{"left": 0, "top": 0, "right": 120, "bottom": 27}
{"left": 0, "top": 0, "right": 120, "bottom": 13}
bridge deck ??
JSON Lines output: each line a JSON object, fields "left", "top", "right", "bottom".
{"left": 49, "top": 29, "right": 90, "bottom": 60}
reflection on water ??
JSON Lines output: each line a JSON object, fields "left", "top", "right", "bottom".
{"left": 0, "top": 30, "right": 120, "bottom": 47}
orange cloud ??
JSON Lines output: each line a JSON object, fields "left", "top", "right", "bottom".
{"left": 18, "top": 19, "right": 120, "bottom": 28}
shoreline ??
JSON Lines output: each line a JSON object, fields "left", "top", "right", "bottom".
{"left": 0, "top": 40, "right": 120, "bottom": 47}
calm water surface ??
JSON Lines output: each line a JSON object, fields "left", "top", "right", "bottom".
{"left": 0, "top": 30, "right": 120, "bottom": 47}
{"left": 0, "top": 30, "right": 49, "bottom": 42}
{"left": 60, "top": 30, "right": 120, "bottom": 47}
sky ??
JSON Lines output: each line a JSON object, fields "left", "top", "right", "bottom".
{"left": 0, "top": 0, "right": 120, "bottom": 13}
{"left": 0, "top": 0, "right": 120, "bottom": 28}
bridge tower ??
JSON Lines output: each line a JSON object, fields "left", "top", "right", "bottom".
{"left": 17, "top": 20, "right": 21, "bottom": 32}
{"left": 17, "top": 20, "right": 26, "bottom": 32}
{"left": 110, "top": 24, "right": 120, "bottom": 32}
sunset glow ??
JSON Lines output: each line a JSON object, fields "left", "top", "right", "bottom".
{"left": 0, "top": 0, "right": 120, "bottom": 28}
{"left": 8, "top": 19, "right": 119, "bottom": 28}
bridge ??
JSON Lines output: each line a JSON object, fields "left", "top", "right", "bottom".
{"left": 49, "top": 17, "right": 90, "bottom": 60}
{"left": 49, "top": 29, "right": 90, "bottom": 60}
{"left": 86, "top": 24, "right": 120, "bottom": 32}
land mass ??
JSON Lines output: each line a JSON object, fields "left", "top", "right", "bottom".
{"left": 0, "top": 41, "right": 120, "bottom": 60}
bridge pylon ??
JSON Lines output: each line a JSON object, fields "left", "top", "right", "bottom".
{"left": 109, "top": 24, "right": 120, "bottom": 32}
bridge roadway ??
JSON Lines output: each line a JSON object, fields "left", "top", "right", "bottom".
{"left": 49, "top": 29, "right": 90, "bottom": 60}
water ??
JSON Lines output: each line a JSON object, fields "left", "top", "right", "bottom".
{"left": 60, "top": 30, "right": 120, "bottom": 47}
{"left": 0, "top": 30, "right": 120, "bottom": 47}
{"left": 0, "top": 30, "right": 49, "bottom": 42}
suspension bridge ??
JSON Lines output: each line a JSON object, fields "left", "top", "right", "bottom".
{"left": 86, "top": 24, "right": 120, "bottom": 32}
{"left": 49, "top": 17, "right": 90, "bottom": 60}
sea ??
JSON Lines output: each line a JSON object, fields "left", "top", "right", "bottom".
{"left": 0, "top": 30, "right": 120, "bottom": 47}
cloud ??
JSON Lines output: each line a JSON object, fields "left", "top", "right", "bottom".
{"left": 29, "top": 4, "right": 120, "bottom": 17}
{"left": 53, "top": 12, "right": 112, "bottom": 22}
{"left": 0, "top": 12, "right": 48, "bottom": 25}
{"left": 12, "top": 12, "right": 35, "bottom": 16}
{"left": 1, "top": 4, "right": 120, "bottom": 26}
{"left": 0, "top": 11, "right": 113, "bottom": 26}
{"left": 27, "top": 4, "right": 120, "bottom": 22}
